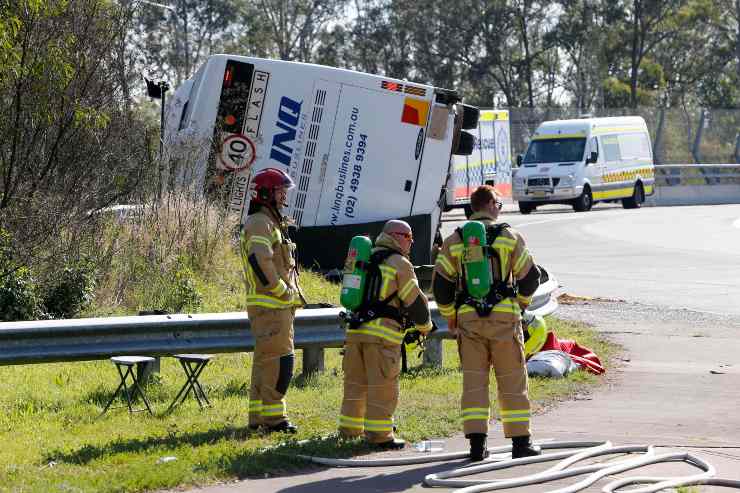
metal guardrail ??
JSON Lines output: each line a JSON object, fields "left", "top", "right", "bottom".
{"left": 0, "top": 273, "right": 559, "bottom": 369}
{"left": 655, "top": 164, "right": 740, "bottom": 186}
{"left": 649, "top": 164, "right": 740, "bottom": 207}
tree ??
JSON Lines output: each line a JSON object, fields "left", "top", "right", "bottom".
{"left": 0, "top": 0, "right": 151, "bottom": 267}
{"left": 249, "top": 0, "right": 347, "bottom": 61}
{"left": 551, "top": 0, "right": 609, "bottom": 111}
{"left": 132, "top": 0, "right": 238, "bottom": 85}
{"left": 603, "top": 0, "right": 715, "bottom": 108}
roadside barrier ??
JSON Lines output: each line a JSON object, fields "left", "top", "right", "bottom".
{"left": 0, "top": 271, "right": 559, "bottom": 373}
{"left": 649, "top": 164, "right": 740, "bottom": 206}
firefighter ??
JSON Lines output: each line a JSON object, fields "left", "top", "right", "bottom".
{"left": 338, "top": 220, "right": 433, "bottom": 449}
{"left": 240, "top": 167, "right": 304, "bottom": 434}
{"left": 433, "top": 185, "right": 542, "bottom": 461}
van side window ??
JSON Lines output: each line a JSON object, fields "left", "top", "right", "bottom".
{"left": 601, "top": 135, "right": 621, "bottom": 162}
{"left": 618, "top": 132, "right": 650, "bottom": 160}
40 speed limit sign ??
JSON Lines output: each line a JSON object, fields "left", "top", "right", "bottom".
{"left": 218, "top": 133, "right": 256, "bottom": 171}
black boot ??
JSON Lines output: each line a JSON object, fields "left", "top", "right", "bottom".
{"left": 375, "top": 438, "right": 406, "bottom": 450}
{"left": 265, "top": 420, "right": 298, "bottom": 434}
{"left": 467, "top": 433, "right": 489, "bottom": 461}
{"left": 511, "top": 435, "right": 541, "bottom": 459}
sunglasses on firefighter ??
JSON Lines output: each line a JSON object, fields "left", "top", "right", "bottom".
{"left": 391, "top": 232, "right": 413, "bottom": 241}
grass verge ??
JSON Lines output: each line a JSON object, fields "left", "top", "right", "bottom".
{"left": 0, "top": 316, "right": 617, "bottom": 492}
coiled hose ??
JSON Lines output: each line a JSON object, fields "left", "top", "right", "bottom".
{"left": 297, "top": 440, "right": 740, "bottom": 492}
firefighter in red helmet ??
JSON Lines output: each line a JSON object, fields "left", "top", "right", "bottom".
{"left": 241, "top": 167, "right": 304, "bottom": 433}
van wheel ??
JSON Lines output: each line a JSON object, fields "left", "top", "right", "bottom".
{"left": 573, "top": 186, "right": 592, "bottom": 212}
{"left": 519, "top": 202, "right": 535, "bottom": 215}
{"left": 463, "top": 204, "right": 473, "bottom": 219}
{"left": 622, "top": 182, "right": 644, "bottom": 209}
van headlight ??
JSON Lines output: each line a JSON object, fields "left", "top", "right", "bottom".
{"left": 558, "top": 174, "right": 575, "bottom": 186}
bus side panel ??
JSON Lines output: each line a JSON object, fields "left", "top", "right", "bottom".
{"left": 288, "top": 80, "right": 341, "bottom": 227}
{"left": 315, "top": 85, "right": 426, "bottom": 226}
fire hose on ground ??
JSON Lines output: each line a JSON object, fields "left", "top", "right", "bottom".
{"left": 296, "top": 440, "right": 740, "bottom": 492}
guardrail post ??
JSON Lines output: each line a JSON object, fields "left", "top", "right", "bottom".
{"left": 137, "top": 358, "right": 160, "bottom": 382}
{"left": 137, "top": 310, "right": 165, "bottom": 382}
{"left": 423, "top": 338, "right": 443, "bottom": 367}
{"left": 302, "top": 347, "right": 325, "bottom": 376}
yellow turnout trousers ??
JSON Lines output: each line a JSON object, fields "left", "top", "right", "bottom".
{"left": 248, "top": 306, "right": 295, "bottom": 427}
{"left": 338, "top": 339, "right": 401, "bottom": 443}
{"left": 459, "top": 317, "right": 531, "bottom": 437}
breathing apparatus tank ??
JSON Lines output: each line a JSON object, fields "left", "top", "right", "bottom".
{"left": 461, "top": 221, "right": 492, "bottom": 299}
{"left": 340, "top": 235, "right": 373, "bottom": 310}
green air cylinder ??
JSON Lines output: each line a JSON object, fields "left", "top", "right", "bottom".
{"left": 462, "top": 221, "right": 491, "bottom": 299}
{"left": 340, "top": 235, "right": 372, "bottom": 310}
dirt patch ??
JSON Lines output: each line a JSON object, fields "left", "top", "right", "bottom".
{"left": 557, "top": 293, "right": 626, "bottom": 305}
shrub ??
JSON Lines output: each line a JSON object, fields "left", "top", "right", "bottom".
{"left": 0, "top": 266, "right": 42, "bottom": 322}
{"left": 135, "top": 257, "right": 203, "bottom": 314}
{"left": 0, "top": 228, "right": 42, "bottom": 321}
{"left": 42, "top": 259, "right": 97, "bottom": 319}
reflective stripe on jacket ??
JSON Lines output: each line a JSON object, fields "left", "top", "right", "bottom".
{"left": 240, "top": 208, "right": 301, "bottom": 310}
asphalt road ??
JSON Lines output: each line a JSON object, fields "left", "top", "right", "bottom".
{"left": 184, "top": 202, "right": 740, "bottom": 493}
{"left": 441, "top": 203, "right": 740, "bottom": 316}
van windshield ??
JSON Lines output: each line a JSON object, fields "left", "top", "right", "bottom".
{"left": 523, "top": 138, "right": 586, "bottom": 164}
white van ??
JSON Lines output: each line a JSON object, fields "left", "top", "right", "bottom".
{"left": 446, "top": 109, "right": 512, "bottom": 217}
{"left": 511, "top": 116, "right": 655, "bottom": 214}
{"left": 164, "top": 55, "right": 478, "bottom": 267}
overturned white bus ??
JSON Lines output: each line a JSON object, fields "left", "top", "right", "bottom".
{"left": 164, "top": 55, "right": 478, "bottom": 267}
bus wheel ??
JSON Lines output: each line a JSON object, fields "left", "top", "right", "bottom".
{"left": 573, "top": 186, "right": 593, "bottom": 212}
{"left": 622, "top": 182, "right": 644, "bottom": 209}
{"left": 519, "top": 202, "right": 535, "bottom": 215}
{"left": 463, "top": 204, "right": 473, "bottom": 219}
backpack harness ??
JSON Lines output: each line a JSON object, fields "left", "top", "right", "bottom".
{"left": 455, "top": 223, "right": 518, "bottom": 317}
{"left": 342, "top": 249, "right": 409, "bottom": 331}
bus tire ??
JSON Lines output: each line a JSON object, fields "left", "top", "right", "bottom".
{"left": 519, "top": 202, "right": 535, "bottom": 215}
{"left": 622, "top": 182, "right": 644, "bottom": 209}
{"left": 573, "top": 186, "right": 593, "bottom": 212}
{"left": 463, "top": 204, "right": 474, "bottom": 218}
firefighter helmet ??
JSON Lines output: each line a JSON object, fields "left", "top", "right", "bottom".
{"left": 523, "top": 314, "right": 548, "bottom": 357}
{"left": 252, "top": 168, "right": 295, "bottom": 205}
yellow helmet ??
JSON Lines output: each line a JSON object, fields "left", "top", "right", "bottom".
{"left": 523, "top": 314, "right": 548, "bottom": 357}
